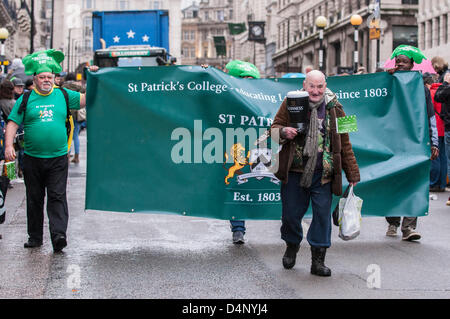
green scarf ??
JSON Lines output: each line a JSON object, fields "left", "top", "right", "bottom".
{"left": 300, "top": 97, "right": 324, "bottom": 188}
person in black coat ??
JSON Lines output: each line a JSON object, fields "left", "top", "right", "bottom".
{"left": 433, "top": 72, "right": 450, "bottom": 206}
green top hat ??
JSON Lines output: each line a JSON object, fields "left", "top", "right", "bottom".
{"left": 22, "top": 49, "right": 65, "bottom": 76}
{"left": 390, "top": 45, "right": 427, "bottom": 64}
{"left": 225, "top": 60, "right": 260, "bottom": 79}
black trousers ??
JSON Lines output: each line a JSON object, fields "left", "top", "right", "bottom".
{"left": 23, "top": 154, "right": 69, "bottom": 244}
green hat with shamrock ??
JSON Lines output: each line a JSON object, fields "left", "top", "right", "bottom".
{"left": 225, "top": 60, "right": 260, "bottom": 79}
{"left": 390, "top": 45, "right": 427, "bottom": 64}
{"left": 22, "top": 49, "right": 65, "bottom": 75}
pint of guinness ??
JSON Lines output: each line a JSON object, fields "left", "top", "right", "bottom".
{"left": 286, "top": 90, "right": 309, "bottom": 134}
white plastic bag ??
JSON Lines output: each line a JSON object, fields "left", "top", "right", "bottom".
{"left": 338, "top": 185, "right": 363, "bottom": 241}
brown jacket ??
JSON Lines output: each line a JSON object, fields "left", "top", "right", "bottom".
{"left": 270, "top": 89, "right": 360, "bottom": 196}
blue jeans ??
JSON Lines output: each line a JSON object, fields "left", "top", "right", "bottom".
{"left": 73, "top": 121, "right": 86, "bottom": 155}
{"left": 280, "top": 171, "right": 332, "bottom": 248}
{"left": 446, "top": 132, "right": 450, "bottom": 183}
{"left": 430, "top": 136, "right": 447, "bottom": 189}
{"left": 0, "top": 127, "right": 4, "bottom": 160}
{"left": 230, "top": 220, "right": 245, "bottom": 233}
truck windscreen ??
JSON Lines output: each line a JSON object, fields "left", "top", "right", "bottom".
{"left": 117, "top": 57, "right": 160, "bottom": 67}
{"left": 95, "top": 55, "right": 166, "bottom": 68}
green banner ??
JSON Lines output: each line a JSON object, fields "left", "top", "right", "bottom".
{"left": 85, "top": 68, "right": 430, "bottom": 219}
{"left": 228, "top": 23, "right": 246, "bottom": 35}
{"left": 213, "top": 36, "right": 226, "bottom": 57}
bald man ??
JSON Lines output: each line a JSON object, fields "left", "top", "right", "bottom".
{"left": 271, "top": 70, "right": 360, "bottom": 276}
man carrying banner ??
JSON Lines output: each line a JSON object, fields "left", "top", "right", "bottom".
{"left": 271, "top": 70, "right": 360, "bottom": 277}
{"left": 385, "top": 45, "right": 439, "bottom": 240}
{"left": 4, "top": 49, "right": 98, "bottom": 253}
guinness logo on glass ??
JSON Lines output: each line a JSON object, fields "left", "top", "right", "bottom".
{"left": 286, "top": 91, "right": 309, "bottom": 134}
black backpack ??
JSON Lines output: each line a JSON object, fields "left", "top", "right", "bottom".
{"left": 17, "top": 87, "right": 73, "bottom": 141}
{"left": 0, "top": 175, "right": 9, "bottom": 224}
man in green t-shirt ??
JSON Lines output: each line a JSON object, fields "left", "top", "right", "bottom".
{"left": 4, "top": 49, "right": 98, "bottom": 253}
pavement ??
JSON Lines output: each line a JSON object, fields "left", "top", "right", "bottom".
{"left": 0, "top": 130, "right": 450, "bottom": 299}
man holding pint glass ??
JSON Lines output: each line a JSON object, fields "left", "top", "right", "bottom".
{"left": 270, "top": 70, "right": 360, "bottom": 276}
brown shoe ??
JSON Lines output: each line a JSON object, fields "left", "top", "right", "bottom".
{"left": 402, "top": 227, "right": 421, "bottom": 241}
{"left": 447, "top": 197, "right": 450, "bottom": 206}
{"left": 386, "top": 224, "right": 398, "bottom": 237}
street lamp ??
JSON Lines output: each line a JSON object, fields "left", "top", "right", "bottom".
{"left": 0, "top": 28, "right": 10, "bottom": 73}
{"left": 315, "top": 16, "right": 328, "bottom": 72}
{"left": 350, "top": 14, "right": 362, "bottom": 73}
{"left": 20, "top": 0, "right": 35, "bottom": 53}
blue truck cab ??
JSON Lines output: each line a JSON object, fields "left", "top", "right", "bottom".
{"left": 92, "top": 10, "right": 174, "bottom": 68}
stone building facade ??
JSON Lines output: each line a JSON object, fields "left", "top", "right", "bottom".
{"left": 180, "top": 2, "right": 199, "bottom": 66}
{"left": 0, "top": 0, "right": 51, "bottom": 61}
{"left": 0, "top": 0, "right": 18, "bottom": 62}
{"left": 181, "top": 0, "right": 234, "bottom": 69}
{"left": 418, "top": 0, "right": 450, "bottom": 63}
{"left": 269, "top": 0, "right": 419, "bottom": 76}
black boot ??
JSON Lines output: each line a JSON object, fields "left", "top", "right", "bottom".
{"left": 282, "top": 243, "right": 300, "bottom": 269}
{"left": 310, "top": 246, "right": 331, "bottom": 277}
{"left": 24, "top": 238, "right": 43, "bottom": 248}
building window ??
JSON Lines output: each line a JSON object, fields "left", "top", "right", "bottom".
{"left": 182, "top": 47, "right": 195, "bottom": 58}
{"left": 332, "top": 42, "right": 341, "bottom": 67}
{"left": 437, "top": 17, "right": 441, "bottom": 47}
{"left": 83, "top": 16, "right": 91, "bottom": 36}
{"left": 217, "top": 10, "right": 224, "bottom": 22}
{"left": 117, "top": 0, "right": 129, "bottom": 10}
{"left": 401, "top": 0, "right": 418, "bottom": 4}
{"left": 393, "top": 25, "right": 418, "bottom": 49}
{"left": 419, "top": 22, "right": 425, "bottom": 49}
{"left": 85, "top": 39, "right": 91, "bottom": 51}
{"left": 84, "top": 0, "right": 94, "bottom": 9}
{"left": 277, "top": 25, "right": 280, "bottom": 49}
{"left": 150, "top": 1, "right": 161, "bottom": 9}
{"left": 444, "top": 14, "right": 448, "bottom": 44}
{"left": 183, "top": 31, "right": 196, "bottom": 41}
{"left": 426, "top": 20, "right": 432, "bottom": 48}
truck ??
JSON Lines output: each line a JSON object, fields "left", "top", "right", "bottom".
{"left": 92, "top": 10, "right": 174, "bottom": 68}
